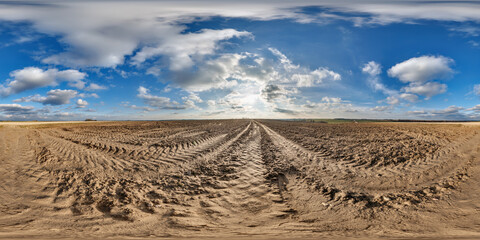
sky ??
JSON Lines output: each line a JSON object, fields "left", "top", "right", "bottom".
{"left": 0, "top": 0, "right": 479, "bottom": 120}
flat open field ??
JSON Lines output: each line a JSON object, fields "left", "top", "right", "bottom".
{"left": 1, "top": 120, "right": 480, "bottom": 239}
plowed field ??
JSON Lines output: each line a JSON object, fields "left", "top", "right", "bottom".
{"left": 1, "top": 120, "right": 480, "bottom": 239}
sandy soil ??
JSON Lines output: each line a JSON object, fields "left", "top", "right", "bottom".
{"left": 0, "top": 121, "right": 104, "bottom": 126}
{"left": 1, "top": 120, "right": 480, "bottom": 239}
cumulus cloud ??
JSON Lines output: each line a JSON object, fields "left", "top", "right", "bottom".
{"left": 0, "top": 103, "right": 42, "bottom": 120}
{"left": 399, "top": 93, "right": 419, "bottom": 103}
{"left": 261, "top": 84, "right": 290, "bottom": 102}
{"left": 76, "top": 99, "right": 88, "bottom": 108}
{"left": 303, "top": 97, "right": 352, "bottom": 110}
{"left": 402, "top": 82, "right": 447, "bottom": 99}
{"left": 292, "top": 68, "right": 341, "bottom": 87}
{"left": 382, "top": 56, "right": 454, "bottom": 100}
{"left": 0, "top": 67, "right": 86, "bottom": 97}
{"left": 362, "top": 61, "right": 382, "bottom": 76}
{"left": 185, "top": 48, "right": 341, "bottom": 115}
{"left": 186, "top": 93, "right": 203, "bottom": 103}
{"left": 0, "top": 103, "right": 34, "bottom": 114}
{"left": 267, "top": 48, "right": 341, "bottom": 87}
{"left": 386, "top": 96, "right": 400, "bottom": 105}
{"left": 170, "top": 53, "right": 243, "bottom": 91}
{"left": 388, "top": 56, "right": 454, "bottom": 83}
{"left": 136, "top": 86, "right": 185, "bottom": 110}
{"left": 361, "top": 60, "right": 417, "bottom": 106}
{"left": 283, "top": 96, "right": 368, "bottom": 118}
{"left": 167, "top": 49, "right": 340, "bottom": 92}
{"left": 384, "top": 93, "right": 419, "bottom": 106}
{"left": 182, "top": 93, "right": 203, "bottom": 109}
{"left": 14, "top": 89, "right": 78, "bottom": 105}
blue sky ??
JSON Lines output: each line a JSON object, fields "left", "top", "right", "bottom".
{"left": 0, "top": 1, "right": 479, "bottom": 120}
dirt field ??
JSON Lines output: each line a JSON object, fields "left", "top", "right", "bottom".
{"left": 1, "top": 120, "right": 480, "bottom": 239}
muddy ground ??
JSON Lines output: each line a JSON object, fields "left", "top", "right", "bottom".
{"left": 1, "top": 120, "right": 480, "bottom": 239}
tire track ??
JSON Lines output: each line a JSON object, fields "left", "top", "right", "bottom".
{"left": 258, "top": 120, "right": 480, "bottom": 208}
{"left": 165, "top": 122, "right": 296, "bottom": 234}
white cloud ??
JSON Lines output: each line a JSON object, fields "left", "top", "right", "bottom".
{"left": 136, "top": 86, "right": 184, "bottom": 110}
{"left": 361, "top": 61, "right": 397, "bottom": 96}
{"left": 78, "top": 93, "right": 100, "bottom": 99}
{"left": 383, "top": 56, "right": 453, "bottom": 101}
{"left": 399, "top": 93, "right": 418, "bottom": 102}
{"left": 302, "top": 97, "right": 357, "bottom": 115}
{"left": 216, "top": 90, "right": 262, "bottom": 112}
{"left": 207, "top": 100, "right": 216, "bottom": 107}
{"left": 388, "top": 56, "right": 454, "bottom": 83}
{"left": 474, "top": 84, "right": 480, "bottom": 96}
{"left": 171, "top": 53, "right": 243, "bottom": 91}
{"left": 14, "top": 89, "right": 78, "bottom": 105}
{"left": 402, "top": 82, "right": 447, "bottom": 99}
{"left": 468, "top": 105, "right": 480, "bottom": 112}
{"left": 336, "top": 1, "right": 480, "bottom": 25}
{"left": 386, "top": 96, "right": 400, "bottom": 105}
{"left": 0, "top": 103, "right": 41, "bottom": 120}
{"left": 321, "top": 96, "right": 343, "bottom": 103}
{"left": 261, "top": 84, "right": 293, "bottom": 102}
{"left": 362, "top": 61, "right": 381, "bottom": 76}
{"left": 267, "top": 48, "right": 341, "bottom": 87}
{"left": 406, "top": 105, "right": 471, "bottom": 120}
{"left": 2, "top": 1, "right": 477, "bottom": 120}
{"left": 0, "top": 1, "right": 479, "bottom": 70}
{"left": 371, "top": 105, "right": 390, "bottom": 112}
{"left": 268, "top": 47, "right": 299, "bottom": 71}
{"left": 76, "top": 99, "right": 88, "bottom": 108}
{"left": 183, "top": 93, "right": 203, "bottom": 103}
{"left": 164, "top": 48, "right": 340, "bottom": 92}
{"left": 132, "top": 29, "right": 251, "bottom": 71}
{"left": 0, "top": 103, "right": 34, "bottom": 113}
{"left": 0, "top": 2, "right": 257, "bottom": 69}
{"left": 449, "top": 25, "right": 480, "bottom": 37}
{"left": 431, "top": 105, "right": 464, "bottom": 116}
{"left": 170, "top": 49, "right": 341, "bottom": 116}
{"left": 382, "top": 93, "right": 418, "bottom": 106}
{"left": 85, "top": 83, "right": 107, "bottom": 91}
{"left": 293, "top": 68, "right": 341, "bottom": 87}
{"left": 182, "top": 93, "right": 203, "bottom": 109}
{"left": 0, "top": 67, "right": 86, "bottom": 97}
